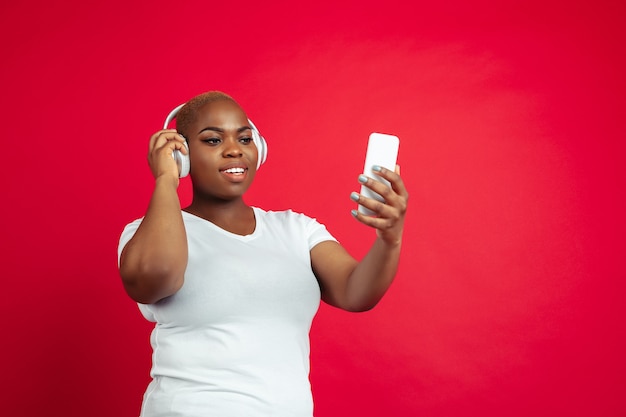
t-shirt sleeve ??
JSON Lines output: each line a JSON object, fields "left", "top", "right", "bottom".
{"left": 117, "top": 218, "right": 143, "bottom": 266}
{"left": 303, "top": 214, "right": 337, "bottom": 250}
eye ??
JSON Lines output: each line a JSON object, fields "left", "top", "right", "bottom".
{"left": 202, "top": 137, "right": 221, "bottom": 145}
{"left": 239, "top": 136, "right": 253, "bottom": 144}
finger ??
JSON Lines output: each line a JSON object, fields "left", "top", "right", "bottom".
{"left": 149, "top": 129, "right": 176, "bottom": 146}
{"left": 369, "top": 165, "right": 400, "bottom": 187}
{"left": 351, "top": 191, "right": 387, "bottom": 216}
{"left": 169, "top": 137, "right": 188, "bottom": 155}
{"left": 351, "top": 206, "right": 398, "bottom": 230}
{"left": 358, "top": 172, "right": 399, "bottom": 209}
{"left": 351, "top": 188, "right": 404, "bottom": 223}
{"left": 150, "top": 129, "right": 186, "bottom": 152}
{"left": 371, "top": 165, "right": 409, "bottom": 201}
{"left": 147, "top": 130, "right": 187, "bottom": 175}
{"left": 355, "top": 173, "right": 408, "bottom": 217}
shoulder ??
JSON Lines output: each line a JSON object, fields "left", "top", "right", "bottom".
{"left": 254, "top": 207, "right": 322, "bottom": 226}
{"left": 254, "top": 207, "right": 337, "bottom": 248}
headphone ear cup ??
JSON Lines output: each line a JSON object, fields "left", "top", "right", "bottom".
{"left": 254, "top": 131, "right": 268, "bottom": 169}
{"left": 164, "top": 104, "right": 190, "bottom": 178}
{"left": 173, "top": 141, "right": 190, "bottom": 178}
{"left": 248, "top": 119, "right": 268, "bottom": 169}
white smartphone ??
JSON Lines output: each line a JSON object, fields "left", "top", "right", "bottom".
{"left": 358, "top": 132, "right": 400, "bottom": 215}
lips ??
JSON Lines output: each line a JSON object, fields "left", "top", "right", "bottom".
{"left": 219, "top": 163, "right": 248, "bottom": 181}
{"left": 221, "top": 167, "right": 246, "bottom": 174}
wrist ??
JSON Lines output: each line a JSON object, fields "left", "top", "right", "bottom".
{"left": 155, "top": 173, "right": 180, "bottom": 189}
{"left": 376, "top": 231, "right": 403, "bottom": 248}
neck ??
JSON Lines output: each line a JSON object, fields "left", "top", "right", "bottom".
{"left": 184, "top": 198, "right": 255, "bottom": 235}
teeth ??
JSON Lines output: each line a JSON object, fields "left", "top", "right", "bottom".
{"left": 223, "top": 167, "right": 245, "bottom": 174}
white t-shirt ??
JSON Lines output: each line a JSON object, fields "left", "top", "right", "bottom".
{"left": 118, "top": 207, "right": 337, "bottom": 417}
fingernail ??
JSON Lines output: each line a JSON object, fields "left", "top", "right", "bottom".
{"left": 351, "top": 209, "right": 358, "bottom": 217}
{"left": 350, "top": 192, "right": 360, "bottom": 202}
{"left": 358, "top": 174, "right": 368, "bottom": 184}
{"left": 372, "top": 165, "right": 382, "bottom": 172}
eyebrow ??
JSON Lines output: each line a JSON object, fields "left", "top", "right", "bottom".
{"left": 197, "top": 126, "right": 252, "bottom": 135}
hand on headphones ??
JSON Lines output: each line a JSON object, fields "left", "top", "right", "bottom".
{"left": 148, "top": 129, "right": 189, "bottom": 183}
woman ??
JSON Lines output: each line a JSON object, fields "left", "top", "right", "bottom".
{"left": 118, "top": 91, "right": 408, "bottom": 416}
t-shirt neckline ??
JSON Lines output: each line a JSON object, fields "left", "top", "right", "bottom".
{"left": 182, "top": 207, "right": 264, "bottom": 242}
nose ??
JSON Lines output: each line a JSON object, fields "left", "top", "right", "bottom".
{"left": 222, "top": 136, "right": 243, "bottom": 158}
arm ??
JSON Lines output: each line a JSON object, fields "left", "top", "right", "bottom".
{"left": 311, "top": 165, "right": 409, "bottom": 312}
{"left": 119, "top": 129, "right": 189, "bottom": 304}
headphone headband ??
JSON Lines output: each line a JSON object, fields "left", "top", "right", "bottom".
{"left": 163, "top": 104, "right": 186, "bottom": 130}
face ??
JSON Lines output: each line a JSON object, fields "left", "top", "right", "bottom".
{"left": 185, "top": 99, "right": 258, "bottom": 201}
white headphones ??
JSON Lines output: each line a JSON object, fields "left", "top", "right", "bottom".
{"left": 163, "top": 103, "right": 268, "bottom": 178}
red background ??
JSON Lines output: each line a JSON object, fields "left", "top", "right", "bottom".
{"left": 2, "top": 1, "right": 625, "bottom": 416}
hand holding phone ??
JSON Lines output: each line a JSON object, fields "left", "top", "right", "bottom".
{"left": 358, "top": 133, "right": 400, "bottom": 215}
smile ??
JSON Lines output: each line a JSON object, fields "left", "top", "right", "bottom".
{"left": 221, "top": 167, "right": 246, "bottom": 174}
{"left": 219, "top": 165, "right": 248, "bottom": 184}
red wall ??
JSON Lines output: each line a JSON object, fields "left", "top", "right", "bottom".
{"left": 2, "top": 1, "right": 625, "bottom": 416}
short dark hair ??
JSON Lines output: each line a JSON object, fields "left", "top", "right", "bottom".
{"left": 175, "top": 91, "right": 237, "bottom": 137}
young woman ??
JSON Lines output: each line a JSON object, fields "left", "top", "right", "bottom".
{"left": 118, "top": 91, "right": 408, "bottom": 417}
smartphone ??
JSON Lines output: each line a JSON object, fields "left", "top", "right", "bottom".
{"left": 358, "top": 133, "right": 400, "bottom": 215}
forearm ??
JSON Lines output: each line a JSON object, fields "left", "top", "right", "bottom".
{"left": 342, "top": 237, "right": 402, "bottom": 311}
{"left": 340, "top": 164, "right": 408, "bottom": 311}
{"left": 120, "top": 176, "right": 188, "bottom": 303}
